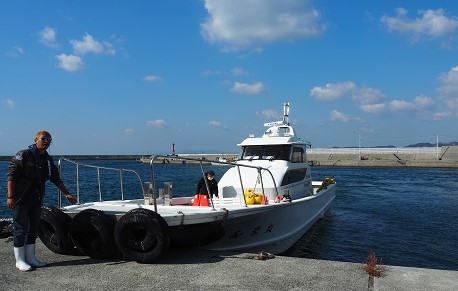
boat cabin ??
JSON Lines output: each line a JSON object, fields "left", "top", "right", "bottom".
{"left": 218, "top": 111, "right": 313, "bottom": 201}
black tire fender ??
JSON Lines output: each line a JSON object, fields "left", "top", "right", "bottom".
{"left": 69, "top": 209, "right": 118, "bottom": 260}
{"left": 39, "top": 206, "right": 76, "bottom": 255}
{"left": 114, "top": 208, "right": 170, "bottom": 263}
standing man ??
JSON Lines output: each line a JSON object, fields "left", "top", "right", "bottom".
{"left": 6, "top": 130, "right": 77, "bottom": 271}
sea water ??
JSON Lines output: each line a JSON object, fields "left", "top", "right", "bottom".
{"left": 1, "top": 160, "right": 457, "bottom": 271}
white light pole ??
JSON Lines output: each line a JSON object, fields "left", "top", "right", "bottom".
{"left": 436, "top": 134, "right": 439, "bottom": 160}
{"left": 359, "top": 133, "right": 361, "bottom": 160}
{"left": 353, "top": 131, "right": 361, "bottom": 160}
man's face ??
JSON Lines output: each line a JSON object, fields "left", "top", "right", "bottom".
{"left": 35, "top": 134, "right": 52, "bottom": 151}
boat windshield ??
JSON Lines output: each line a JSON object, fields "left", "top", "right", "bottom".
{"left": 241, "top": 145, "right": 291, "bottom": 161}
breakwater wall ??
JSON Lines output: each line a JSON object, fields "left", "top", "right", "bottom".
{"left": 307, "top": 146, "right": 458, "bottom": 168}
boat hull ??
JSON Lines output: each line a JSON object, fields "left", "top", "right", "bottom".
{"left": 202, "top": 183, "right": 336, "bottom": 254}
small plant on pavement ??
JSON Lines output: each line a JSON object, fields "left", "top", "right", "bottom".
{"left": 362, "top": 252, "right": 385, "bottom": 277}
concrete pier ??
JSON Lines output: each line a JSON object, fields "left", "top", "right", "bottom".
{"left": 1, "top": 240, "right": 456, "bottom": 291}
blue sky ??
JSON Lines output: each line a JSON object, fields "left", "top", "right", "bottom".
{"left": 1, "top": 0, "right": 458, "bottom": 155}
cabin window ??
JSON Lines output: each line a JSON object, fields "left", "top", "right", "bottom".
{"left": 242, "top": 146, "right": 263, "bottom": 159}
{"left": 263, "top": 145, "right": 291, "bottom": 160}
{"left": 242, "top": 145, "right": 291, "bottom": 161}
{"left": 281, "top": 168, "right": 307, "bottom": 186}
{"left": 278, "top": 126, "right": 291, "bottom": 136}
{"left": 291, "top": 147, "right": 305, "bottom": 163}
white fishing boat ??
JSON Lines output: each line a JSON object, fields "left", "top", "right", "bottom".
{"left": 211, "top": 156, "right": 229, "bottom": 165}
{"left": 38, "top": 102, "right": 336, "bottom": 263}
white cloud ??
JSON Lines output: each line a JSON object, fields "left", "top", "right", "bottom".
{"left": 71, "top": 33, "right": 102, "bottom": 55}
{"left": 124, "top": 128, "right": 136, "bottom": 134}
{"left": 144, "top": 75, "right": 162, "bottom": 82}
{"left": 387, "top": 95, "right": 435, "bottom": 113}
{"left": 39, "top": 26, "right": 58, "bottom": 48}
{"left": 201, "top": 0, "right": 326, "bottom": 50}
{"left": 202, "top": 70, "right": 224, "bottom": 76}
{"left": 356, "top": 89, "right": 436, "bottom": 115}
{"left": 55, "top": 54, "right": 84, "bottom": 72}
{"left": 311, "top": 82, "right": 386, "bottom": 113}
{"left": 310, "top": 81, "right": 438, "bottom": 116}
{"left": 70, "top": 33, "right": 115, "bottom": 55}
{"left": 103, "top": 41, "right": 116, "bottom": 56}
{"left": 6, "top": 46, "right": 24, "bottom": 57}
{"left": 202, "top": 67, "right": 249, "bottom": 77}
{"left": 438, "top": 66, "right": 458, "bottom": 111}
{"left": 209, "top": 120, "right": 228, "bottom": 129}
{"left": 389, "top": 99, "right": 416, "bottom": 112}
{"left": 231, "top": 81, "right": 265, "bottom": 95}
{"left": 2, "top": 98, "right": 15, "bottom": 108}
{"left": 360, "top": 103, "right": 386, "bottom": 114}
{"left": 310, "top": 81, "right": 355, "bottom": 101}
{"left": 366, "top": 94, "right": 434, "bottom": 114}
{"left": 432, "top": 111, "right": 451, "bottom": 120}
{"left": 381, "top": 8, "right": 458, "bottom": 41}
{"left": 147, "top": 119, "right": 166, "bottom": 128}
{"left": 414, "top": 95, "right": 434, "bottom": 107}
{"left": 209, "top": 121, "right": 222, "bottom": 127}
{"left": 312, "top": 67, "right": 458, "bottom": 121}
{"left": 330, "top": 110, "right": 350, "bottom": 123}
{"left": 231, "top": 67, "right": 249, "bottom": 76}
{"left": 352, "top": 87, "right": 385, "bottom": 105}
{"left": 438, "top": 66, "right": 458, "bottom": 93}
{"left": 258, "top": 109, "right": 280, "bottom": 121}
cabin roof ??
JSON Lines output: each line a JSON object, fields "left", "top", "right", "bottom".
{"left": 238, "top": 136, "right": 306, "bottom": 146}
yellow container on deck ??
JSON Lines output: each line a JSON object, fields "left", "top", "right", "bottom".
{"left": 244, "top": 189, "right": 254, "bottom": 196}
{"left": 245, "top": 194, "right": 255, "bottom": 205}
{"left": 254, "top": 194, "right": 263, "bottom": 204}
{"left": 244, "top": 189, "right": 265, "bottom": 205}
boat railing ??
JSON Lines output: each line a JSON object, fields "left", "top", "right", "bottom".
{"left": 149, "top": 155, "right": 279, "bottom": 212}
{"left": 57, "top": 157, "right": 145, "bottom": 208}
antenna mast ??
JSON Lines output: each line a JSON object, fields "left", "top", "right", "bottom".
{"left": 283, "top": 102, "right": 290, "bottom": 125}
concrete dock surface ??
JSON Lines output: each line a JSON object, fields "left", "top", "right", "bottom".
{"left": 1, "top": 240, "right": 457, "bottom": 291}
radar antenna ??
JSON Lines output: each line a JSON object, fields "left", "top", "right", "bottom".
{"left": 263, "top": 101, "right": 291, "bottom": 127}
{"left": 283, "top": 102, "right": 290, "bottom": 125}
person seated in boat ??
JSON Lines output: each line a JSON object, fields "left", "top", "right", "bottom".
{"left": 195, "top": 170, "right": 219, "bottom": 198}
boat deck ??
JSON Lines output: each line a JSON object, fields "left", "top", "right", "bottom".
{"left": 62, "top": 180, "right": 330, "bottom": 228}
{"left": 62, "top": 196, "right": 271, "bottom": 225}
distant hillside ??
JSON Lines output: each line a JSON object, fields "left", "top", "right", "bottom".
{"left": 405, "top": 142, "right": 458, "bottom": 148}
